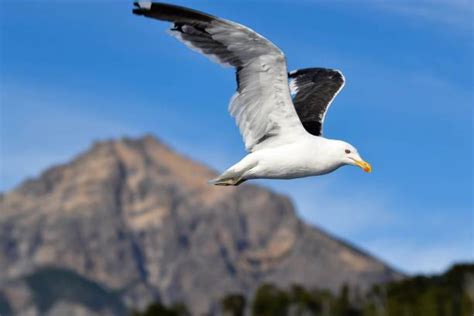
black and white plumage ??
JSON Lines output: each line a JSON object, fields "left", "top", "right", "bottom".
{"left": 133, "top": 2, "right": 371, "bottom": 185}
{"left": 289, "top": 68, "right": 345, "bottom": 136}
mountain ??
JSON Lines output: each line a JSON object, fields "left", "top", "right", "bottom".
{"left": 0, "top": 135, "right": 401, "bottom": 315}
{"left": 0, "top": 267, "right": 127, "bottom": 316}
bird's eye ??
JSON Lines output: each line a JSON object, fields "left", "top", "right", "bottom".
{"left": 345, "top": 149, "right": 351, "bottom": 154}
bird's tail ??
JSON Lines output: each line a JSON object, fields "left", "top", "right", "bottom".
{"left": 209, "top": 156, "right": 257, "bottom": 186}
{"left": 209, "top": 167, "right": 247, "bottom": 186}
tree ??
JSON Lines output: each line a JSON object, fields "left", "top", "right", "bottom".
{"left": 221, "top": 293, "right": 246, "bottom": 316}
{"left": 252, "top": 283, "right": 289, "bottom": 316}
{"left": 331, "top": 285, "right": 361, "bottom": 316}
{"left": 288, "top": 285, "right": 323, "bottom": 315}
{"left": 132, "top": 302, "right": 189, "bottom": 316}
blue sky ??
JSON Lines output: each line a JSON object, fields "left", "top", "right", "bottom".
{"left": 1, "top": 0, "right": 472, "bottom": 274}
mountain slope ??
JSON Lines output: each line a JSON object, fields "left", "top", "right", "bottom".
{"left": 0, "top": 135, "right": 401, "bottom": 314}
{"left": 0, "top": 267, "right": 127, "bottom": 316}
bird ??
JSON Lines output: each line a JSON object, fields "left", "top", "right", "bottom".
{"left": 133, "top": 2, "right": 372, "bottom": 186}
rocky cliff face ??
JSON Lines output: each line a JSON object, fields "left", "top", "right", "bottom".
{"left": 0, "top": 135, "right": 400, "bottom": 314}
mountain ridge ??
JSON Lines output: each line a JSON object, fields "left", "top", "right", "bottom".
{"left": 0, "top": 135, "right": 401, "bottom": 314}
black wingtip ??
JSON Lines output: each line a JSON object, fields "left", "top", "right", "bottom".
{"left": 131, "top": 2, "right": 216, "bottom": 23}
{"left": 132, "top": 1, "right": 149, "bottom": 15}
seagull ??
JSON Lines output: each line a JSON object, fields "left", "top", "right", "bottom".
{"left": 133, "top": 2, "right": 372, "bottom": 186}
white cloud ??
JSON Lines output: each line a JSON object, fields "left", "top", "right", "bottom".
{"left": 364, "top": 236, "right": 474, "bottom": 274}
{"left": 271, "top": 0, "right": 472, "bottom": 31}
{"left": 374, "top": 0, "right": 473, "bottom": 30}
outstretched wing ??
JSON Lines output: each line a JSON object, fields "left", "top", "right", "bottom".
{"left": 133, "top": 2, "right": 307, "bottom": 152}
{"left": 289, "top": 68, "right": 345, "bottom": 136}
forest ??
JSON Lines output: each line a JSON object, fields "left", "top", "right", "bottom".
{"left": 134, "top": 263, "right": 473, "bottom": 316}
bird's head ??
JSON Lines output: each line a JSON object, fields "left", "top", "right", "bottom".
{"left": 333, "top": 140, "right": 372, "bottom": 173}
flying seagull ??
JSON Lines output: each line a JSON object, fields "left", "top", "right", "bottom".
{"left": 133, "top": 2, "right": 372, "bottom": 186}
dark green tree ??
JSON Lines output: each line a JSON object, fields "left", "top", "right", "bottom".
{"left": 252, "top": 283, "right": 289, "bottom": 316}
{"left": 221, "top": 293, "right": 246, "bottom": 316}
{"left": 288, "top": 285, "right": 323, "bottom": 315}
{"left": 134, "top": 263, "right": 474, "bottom": 316}
{"left": 331, "top": 284, "right": 361, "bottom": 316}
{"left": 132, "top": 302, "right": 189, "bottom": 316}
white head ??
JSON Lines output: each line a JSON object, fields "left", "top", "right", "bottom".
{"left": 330, "top": 140, "right": 372, "bottom": 173}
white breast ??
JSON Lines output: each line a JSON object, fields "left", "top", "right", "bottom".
{"left": 246, "top": 137, "right": 343, "bottom": 179}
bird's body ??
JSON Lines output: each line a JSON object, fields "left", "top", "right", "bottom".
{"left": 217, "top": 137, "right": 345, "bottom": 185}
{"left": 133, "top": 2, "right": 372, "bottom": 185}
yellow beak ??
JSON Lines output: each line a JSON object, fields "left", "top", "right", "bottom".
{"left": 354, "top": 159, "right": 372, "bottom": 173}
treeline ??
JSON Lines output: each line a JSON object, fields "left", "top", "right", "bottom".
{"left": 133, "top": 263, "right": 473, "bottom": 316}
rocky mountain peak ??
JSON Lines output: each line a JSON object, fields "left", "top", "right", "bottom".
{"left": 0, "top": 135, "right": 400, "bottom": 314}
